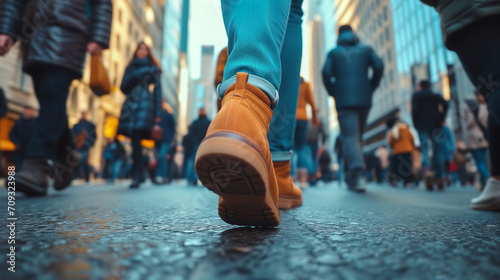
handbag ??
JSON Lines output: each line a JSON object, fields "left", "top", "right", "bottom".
{"left": 89, "top": 54, "right": 111, "bottom": 96}
{"left": 151, "top": 124, "right": 163, "bottom": 141}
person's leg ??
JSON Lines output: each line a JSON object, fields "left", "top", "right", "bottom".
{"left": 219, "top": 0, "right": 292, "bottom": 106}
{"left": 156, "top": 142, "right": 168, "bottom": 181}
{"left": 83, "top": 151, "right": 90, "bottom": 183}
{"left": 130, "top": 133, "right": 143, "bottom": 188}
{"left": 337, "top": 110, "right": 365, "bottom": 187}
{"left": 268, "top": 0, "right": 304, "bottom": 208}
{"left": 268, "top": 0, "right": 303, "bottom": 162}
{"left": 472, "top": 149, "right": 490, "bottom": 188}
{"left": 418, "top": 132, "right": 430, "bottom": 169}
{"left": 447, "top": 16, "right": 500, "bottom": 180}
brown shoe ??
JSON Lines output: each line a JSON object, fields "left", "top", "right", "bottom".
{"left": 195, "top": 73, "right": 280, "bottom": 227}
{"left": 274, "top": 161, "right": 302, "bottom": 209}
{"left": 424, "top": 170, "right": 434, "bottom": 191}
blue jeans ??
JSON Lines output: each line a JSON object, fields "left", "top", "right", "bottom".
{"left": 420, "top": 131, "right": 448, "bottom": 179}
{"left": 220, "top": 0, "right": 304, "bottom": 162}
{"left": 156, "top": 142, "right": 170, "bottom": 179}
{"left": 77, "top": 151, "right": 90, "bottom": 182}
{"left": 418, "top": 133, "right": 431, "bottom": 169}
{"left": 472, "top": 148, "right": 490, "bottom": 187}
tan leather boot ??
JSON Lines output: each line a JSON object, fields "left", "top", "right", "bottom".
{"left": 273, "top": 161, "right": 302, "bottom": 209}
{"left": 195, "top": 73, "right": 280, "bottom": 227}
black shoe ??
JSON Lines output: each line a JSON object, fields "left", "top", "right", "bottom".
{"left": 52, "top": 150, "right": 81, "bottom": 191}
{"left": 348, "top": 175, "right": 366, "bottom": 193}
{"left": 129, "top": 182, "right": 140, "bottom": 189}
{"left": 16, "top": 158, "right": 51, "bottom": 196}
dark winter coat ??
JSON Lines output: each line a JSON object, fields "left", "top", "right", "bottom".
{"left": 421, "top": 0, "right": 500, "bottom": 47}
{"left": 189, "top": 116, "right": 211, "bottom": 147}
{"left": 158, "top": 109, "right": 176, "bottom": 144}
{"left": 0, "top": 0, "right": 112, "bottom": 77}
{"left": 0, "top": 87, "right": 7, "bottom": 118}
{"left": 411, "top": 89, "right": 449, "bottom": 133}
{"left": 322, "top": 30, "right": 384, "bottom": 110}
{"left": 72, "top": 119, "right": 96, "bottom": 151}
{"left": 118, "top": 58, "right": 162, "bottom": 139}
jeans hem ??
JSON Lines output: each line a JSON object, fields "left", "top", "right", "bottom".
{"left": 271, "top": 151, "right": 293, "bottom": 162}
{"left": 217, "top": 74, "right": 279, "bottom": 109}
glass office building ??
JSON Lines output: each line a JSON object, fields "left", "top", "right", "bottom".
{"left": 391, "top": 0, "right": 474, "bottom": 135}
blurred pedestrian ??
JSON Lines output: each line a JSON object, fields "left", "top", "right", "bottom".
{"left": 118, "top": 42, "right": 162, "bottom": 189}
{"left": 195, "top": 0, "right": 305, "bottom": 226}
{"left": 386, "top": 117, "right": 416, "bottom": 187}
{"left": 294, "top": 78, "right": 319, "bottom": 189}
{"left": 72, "top": 111, "right": 96, "bottom": 184}
{"left": 463, "top": 92, "right": 490, "bottom": 189}
{"left": 305, "top": 118, "right": 327, "bottom": 186}
{"left": 9, "top": 106, "right": 37, "bottom": 169}
{"left": 0, "top": 0, "right": 112, "bottom": 195}
{"left": 155, "top": 101, "right": 176, "bottom": 184}
{"left": 421, "top": 0, "right": 500, "bottom": 211}
{"left": 186, "top": 108, "right": 211, "bottom": 186}
{"left": 439, "top": 124, "right": 456, "bottom": 188}
{"left": 411, "top": 80, "right": 449, "bottom": 190}
{"left": 322, "top": 24, "right": 384, "bottom": 192}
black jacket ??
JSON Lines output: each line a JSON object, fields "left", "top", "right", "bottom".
{"left": 322, "top": 30, "right": 384, "bottom": 110}
{"left": 158, "top": 109, "right": 176, "bottom": 144}
{"left": 189, "top": 116, "right": 211, "bottom": 147}
{"left": 0, "top": 87, "right": 7, "bottom": 118}
{"left": 0, "top": 0, "right": 112, "bottom": 77}
{"left": 411, "top": 89, "right": 449, "bottom": 133}
{"left": 118, "top": 58, "right": 162, "bottom": 139}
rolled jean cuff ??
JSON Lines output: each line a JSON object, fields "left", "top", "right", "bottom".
{"left": 217, "top": 74, "right": 279, "bottom": 110}
{"left": 271, "top": 150, "right": 293, "bottom": 162}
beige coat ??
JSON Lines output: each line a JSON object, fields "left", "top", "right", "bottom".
{"left": 463, "top": 101, "right": 489, "bottom": 150}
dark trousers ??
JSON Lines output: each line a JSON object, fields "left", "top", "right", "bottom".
{"left": 131, "top": 132, "right": 144, "bottom": 182}
{"left": 77, "top": 150, "right": 90, "bottom": 182}
{"left": 388, "top": 153, "right": 415, "bottom": 185}
{"left": 448, "top": 16, "right": 500, "bottom": 176}
{"left": 337, "top": 108, "right": 370, "bottom": 183}
{"left": 26, "top": 65, "right": 78, "bottom": 160}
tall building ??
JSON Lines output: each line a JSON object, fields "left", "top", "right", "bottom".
{"left": 390, "top": 0, "right": 474, "bottom": 139}
{"left": 162, "top": 0, "right": 183, "bottom": 117}
{"left": 188, "top": 45, "right": 215, "bottom": 123}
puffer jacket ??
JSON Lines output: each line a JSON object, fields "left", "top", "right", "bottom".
{"left": 118, "top": 58, "right": 162, "bottom": 139}
{"left": 0, "top": 0, "right": 112, "bottom": 77}
{"left": 322, "top": 30, "right": 384, "bottom": 110}
{"left": 421, "top": 0, "right": 500, "bottom": 46}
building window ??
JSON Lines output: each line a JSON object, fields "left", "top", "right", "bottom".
{"left": 129, "top": 21, "right": 133, "bottom": 35}
{"left": 385, "top": 27, "right": 390, "bottom": 42}
{"left": 387, "top": 49, "right": 392, "bottom": 62}
{"left": 118, "top": 8, "right": 122, "bottom": 23}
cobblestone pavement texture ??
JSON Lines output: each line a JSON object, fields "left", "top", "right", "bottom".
{"left": 0, "top": 181, "right": 499, "bottom": 280}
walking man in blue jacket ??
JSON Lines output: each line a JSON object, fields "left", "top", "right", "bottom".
{"left": 322, "top": 25, "right": 384, "bottom": 192}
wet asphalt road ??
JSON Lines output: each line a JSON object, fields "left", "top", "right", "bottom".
{"left": 0, "top": 180, "right": 499, "bottom": 280}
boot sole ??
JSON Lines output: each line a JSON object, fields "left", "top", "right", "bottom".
{"left": 16, "top": 177, "right": 47, "bottom": 196}
{"left": 278, "top": 195, "right": 303, "bottom": 209}
{"left": 195, "top": 133, "right": 280, "bottom": 227}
